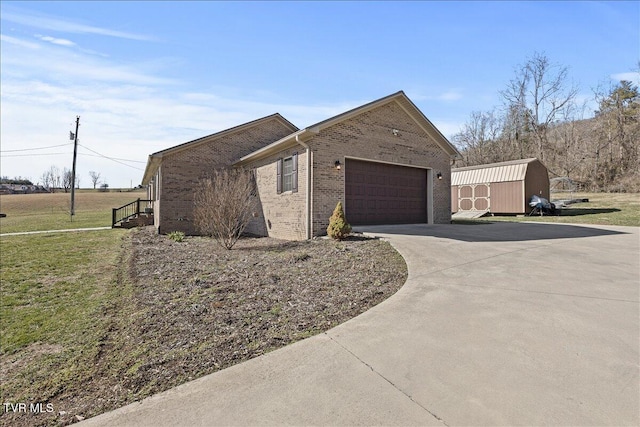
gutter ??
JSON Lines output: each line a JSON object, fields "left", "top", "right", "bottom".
{"left": 295, "top": 134, "right": 313, "bottom": 239}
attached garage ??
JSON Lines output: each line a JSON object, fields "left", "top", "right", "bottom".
{"left": 346, "top": 159, "right": 428, "bottom": 225}
{"left": 229, "top": 91, "right": 459, "bottom": 239}
{"left": 451, "top": 158, "right": 549, "bottom": 215}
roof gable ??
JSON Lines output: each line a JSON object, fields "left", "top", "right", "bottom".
{"left": 235, "top": 91, "right": 460, "bottom": 165}
{"left": 142, "top": 113, "right": 298, "bottom": 184}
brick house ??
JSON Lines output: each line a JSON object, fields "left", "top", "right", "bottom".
{"left": 141, "top": 91, "right": 460, "bottom": 239}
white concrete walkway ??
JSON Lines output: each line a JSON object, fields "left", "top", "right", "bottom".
{"left": 0, "top": 226, "right": 112, "bottom": 237}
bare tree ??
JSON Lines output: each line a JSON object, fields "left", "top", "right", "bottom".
{"left": 500, "top": 52, "right": 578, "bottom": 163}
{"left": 453, "top": 55, "right": 640, "bottom": 191}
{"left": 193, "top": 168, "right": 257, "bottom": 250}
{"left": 548, "top": 102, "right": 589, "bottom": 180}
{"left": 40, "top": 170, "right": 52, "bottom": 191}
{"left": 592, "top": 79, "right": 640, "bottom": 189}
{"left": 46, "top": 165, "right": 61, "bottom": 192}
{"left": 62, "top": 168, "right": 73, "bottom": 193}
{"left": 89, "top": 171, "right": 101, "bottom": 189}
{"left": 452, "top": 110, "right": 503, "bottom": 165}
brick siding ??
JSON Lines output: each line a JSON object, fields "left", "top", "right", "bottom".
{"left": 308, "top": 101, "right": 452, "bottom": 236}
{"left": 245, "top": 147, "right": 308, "bottom": 240}
{"left": 156, "top": 118, "right": 296, "bottom": 234}
{"left": 151, "top": 99, "right": 453, "bottom": 239}
{"left": 244, "top": 100, "right": 452, "bottom": 239}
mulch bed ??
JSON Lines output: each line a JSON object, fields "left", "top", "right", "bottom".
{"left": 124, "top": 227, "right": 407, "bottom": 386}
{"left": 5, "top": 227, "right": 407, "bottom": 426}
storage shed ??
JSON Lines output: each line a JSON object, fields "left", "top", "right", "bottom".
{"left": 451, "top": 158, "right": 549, "bottom": 215}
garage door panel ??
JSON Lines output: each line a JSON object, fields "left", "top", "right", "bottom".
{"left": 345, "top": 159, "right": 427, "bottom": 225}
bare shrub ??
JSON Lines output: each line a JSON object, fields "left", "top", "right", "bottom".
{"left": 193, "top": 168, "right": 257, "bottom": 250}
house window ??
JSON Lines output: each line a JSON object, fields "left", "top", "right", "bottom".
{"left": 283, "top": 157, "right": 294, "bottom": 191}
{"left": 277, "top": 153, "right": 298, "bottom": 194}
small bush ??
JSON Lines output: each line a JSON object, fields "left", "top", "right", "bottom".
{"left": 168, "top": 231, "right": 185, "bottom": 242}
{"left": 327, "top": 201, "right": 352, "bottom": 240}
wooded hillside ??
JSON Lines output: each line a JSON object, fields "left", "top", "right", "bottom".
{"left": 453, "top": 53, "right": 639, "bottom": 192}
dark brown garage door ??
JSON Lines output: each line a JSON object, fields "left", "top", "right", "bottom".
{"left": 345, "top": 159, "right": 427, "bottom": 225}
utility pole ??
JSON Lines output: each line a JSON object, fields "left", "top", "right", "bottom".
{"left": 70, "top": 116, "right": 80, "bottom": 219}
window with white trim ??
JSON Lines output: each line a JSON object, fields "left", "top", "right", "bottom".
{"left": 277, "top": 153, "right": 298, "bottom": 194}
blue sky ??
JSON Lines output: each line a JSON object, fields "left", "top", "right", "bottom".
{"left": 1, "top": 1, "right": 638, "bottom": 188}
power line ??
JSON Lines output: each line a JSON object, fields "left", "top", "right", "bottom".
{"left": 1, "top": 152, "right": 69, "bottom": 157}
{"left": 1, "top": 144, "right": 146, "bottom": 170}
{"left": 0, "top": 143, "right": 72, "bottom": 153}
{"left": 78, "top": 152, "right": 147, "bottom": 163}
{"left": 77, "top": 143, "right": 144, "bottom": 170}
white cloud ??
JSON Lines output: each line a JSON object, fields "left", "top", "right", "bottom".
{"left": 1, "top": 8, "right": 154, "bottom": 41}
{"left": 0, "top": 39, "right": 359, "bottom": 188}
{"left": 0, "top": 34, "right": 40, "bottom": 49}
{"left": 0, "top": 10, "right": 423, "bottom": 188}
{"left": 428, "top": 119, "right": 465, "bottom": 141}
{"left": 1, "top": 36, "right": 177, "bottom": 86}
{"left": 37, "top": 34, "right": 76, "bottom": 47}
{"left": 409, "top": 88, "right": 464, "bottom": 103}
{"left": 437, "top": 90, "right": 464, "bottom": 102}
{"left": 1, "top": 80, "right": 361, "bottom": 186}
{"left": 611, "top": 72, "right": 640, "bottom": 85}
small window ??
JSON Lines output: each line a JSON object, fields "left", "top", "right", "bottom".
{"left": 277, "top": 153, "right": 298, "bottom": 194}
{"left": 283, "top": 157, "right": 294, "bottom": 192}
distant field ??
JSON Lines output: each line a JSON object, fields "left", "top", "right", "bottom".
{"left": 0, "top": 189, "right": 146, "bottom": 233}
{"left": 463, "top": 192, "right": 640, "bottom": 227}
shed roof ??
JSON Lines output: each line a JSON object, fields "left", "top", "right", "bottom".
{"left": 451, "top": 158, "right": 540, "bottom": 186}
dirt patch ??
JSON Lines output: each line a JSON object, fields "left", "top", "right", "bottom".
{"left": 0, "top": 343, "right": 63, "bottom": 374}
{"left": 2, "top": 227, "right": 407, "bottom": 426}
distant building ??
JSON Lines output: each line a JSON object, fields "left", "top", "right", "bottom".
{"left": 0, "top": 184, "right": 49, "bottom": 194}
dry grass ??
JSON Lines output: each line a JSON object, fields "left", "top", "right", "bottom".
{"left": 0, "top": 190, "right": 146, "bottom": 233}
{"left": 465, "top": 192, "right": 640, "bottom": 227}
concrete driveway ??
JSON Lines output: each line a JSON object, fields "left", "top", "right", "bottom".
{"left": 81, "top": 222, "right": 639, "bottom": 426}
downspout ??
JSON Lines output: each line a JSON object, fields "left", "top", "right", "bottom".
{"left": 296, "top": 134, "right": 312, "bottom": 239}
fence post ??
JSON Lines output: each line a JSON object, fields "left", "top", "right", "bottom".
{"left": 112, "top": 208, "right": 117, "bottom": 228}
{"left": 136, "top": 198, "right": 140, "bottom": 215}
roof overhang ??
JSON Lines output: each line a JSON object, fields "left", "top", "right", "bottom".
{"left": 393, "top": 93, "right": 461, "bottom": 159}
{"left": 234, "top": 128, "right": 317, "bottom": 166}
{"left": 140, "top": 113, "right": 298, "bottom": 185}
{"left": 141, "top": 154, "right": 163, "bottom": 185}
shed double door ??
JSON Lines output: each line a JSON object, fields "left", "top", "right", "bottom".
{"left": 345, "top": 159, "right": 427, "bottom": 225}
{"left": 457, "top": 184, "right": 490, "bottom": 211}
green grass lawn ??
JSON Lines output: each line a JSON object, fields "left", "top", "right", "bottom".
{"left": 0, "top": 189, "right": 146, "bottom": 234}
{"left": 457, "top": 192, "right": 640, "bottom": 227}
{"left": 0, "top": 228, "right": 131, "bottom": 408}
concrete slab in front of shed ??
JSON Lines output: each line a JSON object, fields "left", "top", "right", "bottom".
{"left": 452, "top": 210, "right": 489, "bottom": 219}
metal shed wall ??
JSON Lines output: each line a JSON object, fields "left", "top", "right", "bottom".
{"left": 490, "top": 181, "right": 525, "bottom": 213}
{"left": 524, "top": 160, "right": 550, "bottom": 204}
